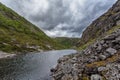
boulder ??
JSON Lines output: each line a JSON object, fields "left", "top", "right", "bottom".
{"left": 62, "top": 63, "right": 73, "bottom": 74}
{"left": 106, "top": 48, "right": 117, "bottom": 55}
{"left": 96, "top": 44, "right": 102, "bottom": 51}
{"left": 115, "top": 36, "right": 120, "bottom": 41}
{"left": 98, "top": 67, "right": 106, "bottom": 72}
{"left": 52, "top": 71, "right": 64, "bottom": 80}
{"left": 99, "top": 55, "right": 107, "bottom": 60}
{"left": 90, "top": 74, "right": 102, "bottom": 80}
{"left": 117, "top": 20, "right": 120, "bottom": 25}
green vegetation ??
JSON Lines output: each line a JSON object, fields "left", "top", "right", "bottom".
{"left": 0, "top": 3, "right": 64, "bottom": 53}
{"left": 77, "top": 25, "right": 120, "bottom": 50}
{"left": 54, "top": 37, "right": 79, "bottom": 48}
{"left": 86, "top": 52, "right": 120, "bottom": 68}
{"left": 77, "top": 1, "right": 120, "bottom": 51}
{"left": 107, "top": 25, "right": 120, "bottom": 34}
{"left": 77, "top": 39, "right": 95, "bottom": 50}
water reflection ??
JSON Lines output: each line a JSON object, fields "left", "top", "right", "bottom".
{"left": 0, "top": 49, "right": 76, "bottom": 80}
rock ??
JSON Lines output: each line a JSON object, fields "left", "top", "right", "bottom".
{"left": 62, "top": 63, "right": 73, "bottom": 74}
{"left": 99, "top": 54, "right": 107, "bottom": 60}
{"left": 117, "top": 20, "right": 120, "bottom": 25}
{"left": 103, "top": 52, "right": 111, "bottom": 58}
{"left": 70, "top": 57, "right": 78, "bottom": 64}
{"left": 102, "top": 43, "right": 108, "bottom": 48}
{"left": 106, "top": 47, "right": 117, "bottom": 55}
{"left": 61, "top": 74, "right": 73, "bottom": 80}
{"left": 93, "top": 42, "right": 99, "bottom": 48}
{"left": 58, "top": 56, "right": 69, "bottom": 63}
{"left": 96, "top": 44, "right": 102, "bottom": 51}
{"left": 38, "top": 49, "right": 43, "bottom": 52}
{"left": 115, "top": 36, "right": 120, "bottom": 41}
{"left": 52, "top": 71, "right": 64, "bottom": 80}
{"left": 104, "top": 63, "right": 120, "bottom": 80}
{"left": 2, "top": 42, "right": 8, "bottom": 45}
{"left": 113, "top": 44, "right": 120, "bottom": 50}
{"left": 91, "top": 56, "right": 98, "bottom": 61}
{"left": 112, "top": 39, "right": 120, "bottom": 44}
{"left": 98, "top": 67, "right": 106, "bottom": 72}
{"left": 90, "top": 74, "right": 102, "bottom": 80}
{"left": 72, "top": 57, "right": 78, "bottom": 61}
{"left": 103, "top": 34, "right": 116, "bottom": 40}
{"left": 0, "top": 51, "right": 16, "bottom": 59}
{"left": 100, "top": 40, "right": 105, "bottom": 44}
{"left": 51, "top": 21, "right": 120, "bottom": 80}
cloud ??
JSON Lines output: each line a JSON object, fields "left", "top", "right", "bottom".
{"left": 0, "top": 0, "right": 117, "bottom": 37}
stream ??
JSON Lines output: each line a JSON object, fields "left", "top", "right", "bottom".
{"left": 0, "top": 49, "right": 77, "bottom": 80}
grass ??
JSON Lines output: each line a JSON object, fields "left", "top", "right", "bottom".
{"left": 77, "top": 39, "right": 95, "bottom": 50}
{"left": 107, "top": 25, "right": 120, "bottom": 34}
{"left": 77, "top": 2, "right": 120, "bottom": 51}
{"left": 54, "top": 37, "right": 79, "bottom": 48}
{"left": 0, "top": 3, "right": 64, "bottom": 53}
{"left": 77, "top": 24, "right": 120, "bottom": 51}
{"left": 86, "top": 52, "right": 120, "bottom": 68}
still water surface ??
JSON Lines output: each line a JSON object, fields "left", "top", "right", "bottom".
{"left": 0, "top": 49, "right": 76, "bottom": 80}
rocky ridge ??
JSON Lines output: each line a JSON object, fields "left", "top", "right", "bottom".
{"left": 51, "top": 29, "right": 120, "bottom": 80}
{"left": 77, "top": 0, "right": 120, "bottom": 47}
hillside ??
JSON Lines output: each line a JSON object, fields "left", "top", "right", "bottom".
{"left": 51, "top": 0, "right": 120, "bottom": 80}
{"left": 52, "top": 29, "right": 120, "bottom": 80}
{"left": 0, "top": 3, "right": 64, "bottom": 53}
{"left": 55, "top": 37, "right": 79, "bottom": 48}
{"left": 77, "top": 0, "right": 120, "bottom": 50}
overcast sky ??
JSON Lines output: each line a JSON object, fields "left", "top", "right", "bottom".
{"left": 0, "top": 0, "right": 117, "bottom": 37}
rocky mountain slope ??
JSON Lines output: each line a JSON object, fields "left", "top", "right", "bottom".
{"left": 77, "top": 0, "right": 120, "bottom": 50}
{"left": 51, "top": 29, "right": 120, "bottom": 80}
{"left": 51, "top": 0, "right": 120, "bottom": 80}
{"left": 0, "top": 3, "right": 64, "bottom": 53}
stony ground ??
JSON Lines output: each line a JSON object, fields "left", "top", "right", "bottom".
{"left": 51, "top": 29, "right": 120, "bottom": 80}
{"left": 0, "top": 51, "right": 16, "bottom": 59}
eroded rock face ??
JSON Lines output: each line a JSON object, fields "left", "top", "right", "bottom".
{"left": 51, "top": 29, "right": 120, "bottom": 80}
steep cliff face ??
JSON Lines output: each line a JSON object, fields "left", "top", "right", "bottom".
{"left": 0, "top": 3, "right": 63, "bottom": 53}
{"left": 77, "top": 0, "right": 120, "bottom": 47}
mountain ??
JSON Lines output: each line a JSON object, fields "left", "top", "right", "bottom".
{"left": 77, "top": 0, "right": 120, "bottom": 50}
{"left": 54, "top": 37, "right": 79, "bottom": 48}
{"left": 0, "top": 3, "right": 64, "bottom": 53}
{"left": 51, "top": 0, "right": 120, "bottom": 80}
{"left": 52, "top": 29, "right": 120, "bottom": 80}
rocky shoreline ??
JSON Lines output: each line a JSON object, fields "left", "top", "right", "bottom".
{"left": 51, "top": 29, "right": 120, "bottom": 80}
{"left": 0, "top": 51, "right": 16, "bottom": 59}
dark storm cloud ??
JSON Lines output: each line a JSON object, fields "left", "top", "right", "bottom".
{"left": 0, "top": 0, "right": 117, "bottom": 37}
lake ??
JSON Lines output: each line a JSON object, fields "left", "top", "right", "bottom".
{"left": 0, "top": 49, "right": 77, "bottom": 80}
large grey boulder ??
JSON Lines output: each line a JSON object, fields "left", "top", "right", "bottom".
{"left": 106, "top": 47, "right": 117, "bottom": 55}
{"left": 99, "top": 55, "right": 107, "bottom": 60}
